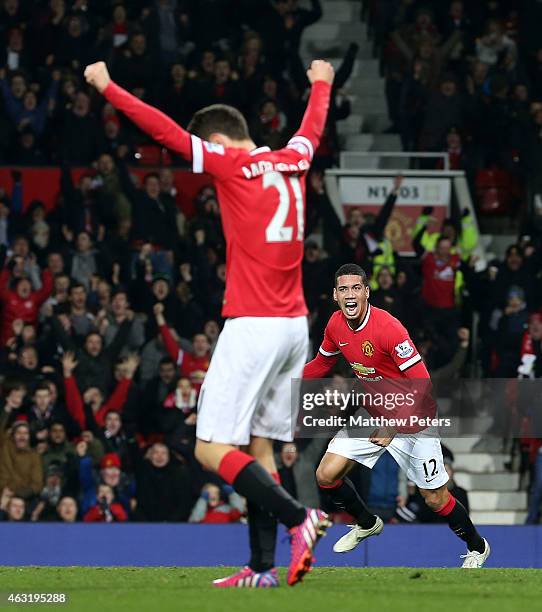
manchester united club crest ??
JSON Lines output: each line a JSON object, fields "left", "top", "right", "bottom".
{"left": 362, "top": 340, "right": 374, "bottom": 357}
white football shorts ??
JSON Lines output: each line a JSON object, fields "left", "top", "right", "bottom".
{"left": 327, "top": 428, "right": 449, "bottom": 490}
{"left": 196, "top": 316, "right": 308, "bottom": 446}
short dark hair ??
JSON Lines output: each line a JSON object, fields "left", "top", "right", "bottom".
{"left": 334, "top": 263, "right": 368, "bottom": 286}
{"left": 34, "top": 382, "right": 51, "bottom": 394}
{"left": 188, "top": 104, "right": 250, "bottom": 141}
{"left": 69, "top": 282, "right": 86, "bottom": 293}
{"left": 159, "top": 357, "right": 176, "bottom": 368}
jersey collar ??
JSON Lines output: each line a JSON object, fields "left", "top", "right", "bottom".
{"left": 354, "top": 303, "right": 371, "bottom": 332}
{"left": 250, "top": 146, "right": 271, "bottom": 156}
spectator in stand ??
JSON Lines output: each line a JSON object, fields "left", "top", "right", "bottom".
{"left": 83, "top": 483, "right": 127, "bottom": 522}
{"left": 56, "top": 496, "right": 79, "bottom": 523}
{"left": 69, "top": 231, "right": 109, "bottom": 292}
{"left": 154, "top": 303, "right": 210, "bottom": 392}
{"left": 476, "top": 18, "right": 516, "bottom": 66}
{"left": 302, "top": 240, "right": 330, "bottom": 319}
{"left": 93, "top": 152, "right": 132, "bottom": 227}
{"left": 61, "top": 91, "right": 103, "bottom": 164}
{"left": 100, "top": 410, "right": 133, "bottom": 469}
{"left": 112, "top": 31, "right": 156, "bottom": 96}
{"left": 0, "top": 67, "right": 60, "bottom": 136}
{"left": 415, "top": 235, "right": 461, "bottom": 360}
{"left": 254, "top": 0, "right": 322, "bottom": 76}
{"left": 52, "top": 310, "right": 133, "bottom": 392}
{"left": 0, "top": 395, "right": 43, "bottom": 501}
{"left": 250, "top": 98, "right": 289, "bottom": 149}
{"left": 62, "top": 351, "right": 139, "bottom": 435}
{"left": 370, "top": 266, "right": 407, "bottom": 322}
{"left": 204, "top": 57, "right": 246, "bottom": 112}
{"left": 338, "top": 176, "right": 402, "bottom": 282}
{"left": 0, "top": 258, "right": 52, "bottom": 346}
{"left": 79, "top": 451, "right": 135, "bottom": 518}
{"left": 135, "top": 442, "right": 193, "bottom": 522}
{"left": 54, "top": 14, "right": 92, "bottom": 72}
{"left": 159, "top": 375, "right": 197, "bottom": 455}
{"left": 31, "top": 462, "right": 65, "bottom": 521}
{"left": 188, "top": 482, "right": 245, "bottom": 524}
{"left": 159, "top": 62, "right": 193, "bottom": 128}
{"left": 418, "top": 75, "right": 468, "bottom": 152}
{"left": 0, "top": 493, "right": 26, "bottom": 522}
{"left": 60, "top": 282, "right": 95, "bottom": 339}
{"left": 489, "top": 285, "right": 529, "bottom": 376}
{"left": 277, "top": 442, "right": 298, "bottom": 500}
{"left": 41, "top": 422, "right": 76, "bottom": 475}
{"left": 276, "top": 439, "right": 327, "bottom": 508}
{"left": 25, "top": 381, "right": 72, "bottom": 442}
{"left": 1, "top": 26, "right": 32, "bottom": 73}
{"left": 118, "top": 163, "right": 179, "bottom": 276}
{"left": 103, "top": 288, "right": 145, "bottom": 353}
{"left": 490, "top": 245, "right": 536, "bottom": 312}
{"left": 60, "top": 166, "right": 105, "bottom": 243}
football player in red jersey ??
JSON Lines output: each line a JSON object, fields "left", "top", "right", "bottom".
{"left": 84, "top": 60, "right": 333, "bottom": 586}
{"left": 304, "top": 263, "right": 490, "bottom": 568}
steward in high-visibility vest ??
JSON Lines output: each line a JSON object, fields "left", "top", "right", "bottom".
{"left": 412, "top": 206, "right": 479, "bottom": 261}
{"left": 412, "top": 205, "right": 479, "bottom": 304}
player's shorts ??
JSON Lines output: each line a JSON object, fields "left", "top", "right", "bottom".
{"left": 196, "top": 316, "right": 309, "bottom": 446}
{"left": 327, "top": 428, "right": 448, "bottom": 490}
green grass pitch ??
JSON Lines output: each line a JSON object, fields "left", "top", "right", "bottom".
{"left": 0, "top": 567, "right": 540, "bottom": 612}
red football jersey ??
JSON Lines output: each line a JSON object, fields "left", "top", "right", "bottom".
{"left": 421, "top": 251, "right": 460, "bottom": 309}
{"left": 104, "top": 80, "right": 331, "bottom": 317}
{"left": 304, "top": 304, "right": 434, "bottom": 430}
{"left": 309, "top": 304, "right": 426, "bottom": 380}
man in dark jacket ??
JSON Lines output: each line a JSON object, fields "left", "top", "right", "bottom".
{"left": 135, "top": 443, "right": 193, "bottom": 521}
{"left": 118, "top": 161, "right": 178, "bottom": 274}
{"left": 52, "top": 315, "right": 133, "bottom": 393}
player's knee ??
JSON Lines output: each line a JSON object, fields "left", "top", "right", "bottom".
{"left": 194, "top": 440, "right": 210, "bottom": 469}
{"left": 421, "top": 487, "right": 449, "bottom": 511}
{"left": 316, "top": 465, "right": 339, "bottom": 488}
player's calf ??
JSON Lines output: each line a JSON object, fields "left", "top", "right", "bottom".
{"left": 316, "top": 454, "right": 378, "bottom": 532}
{"left": 420, "top": 485, "right": 490, "bottom": 567}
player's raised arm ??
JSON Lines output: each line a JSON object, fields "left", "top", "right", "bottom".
{"left": 287, "top": 60, "right": 334, "bottom": 161}
{"left": 84, "top": 62, "right": 191, "bottom": 158}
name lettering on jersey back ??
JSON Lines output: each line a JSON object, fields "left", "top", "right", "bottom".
{"left": 241, "top": 158, "right": 310, "bottom": 179}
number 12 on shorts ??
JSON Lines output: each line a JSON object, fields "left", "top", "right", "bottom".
{"left": 263, "top": 172, "right": 304, "bottom": 243}
{"left": 423, "top": 458, "right": 439, "bottom": 481}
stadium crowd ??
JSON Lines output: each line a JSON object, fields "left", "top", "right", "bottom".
{"left": 372, "top": 0, "right": 542, "bottom": 194}
{"left": 0, "top": 0, "right": 541, "bottom": 525}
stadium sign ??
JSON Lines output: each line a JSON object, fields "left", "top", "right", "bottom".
{"left": 338, "top": 177, "right": 451, "bottom": 255}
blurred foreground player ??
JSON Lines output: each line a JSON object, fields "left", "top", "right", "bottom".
{"left": 85, "top": 59, "right": 334, "bottom": 586}
{"left": 304, "top": 263, "right": 490, "bottom": 568}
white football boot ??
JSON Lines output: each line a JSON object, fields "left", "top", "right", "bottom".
{"left": 333, "top": 516, "right": 384, "bottom": 553}
{"left": 460, "top": 538, "right": 491, "bottom": 568}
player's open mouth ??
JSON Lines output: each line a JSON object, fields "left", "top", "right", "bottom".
{"left": 344, "top": 300, "right": 358, "bottom": 316}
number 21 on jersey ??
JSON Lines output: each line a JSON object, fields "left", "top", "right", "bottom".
{"left": 263, "top": 172, "right": 304, "bottom": 243}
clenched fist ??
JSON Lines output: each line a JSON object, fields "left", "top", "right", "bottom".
{"left": 84, "top": 61, "right": 111, "bottom": 93}
{"left": 307, "top": 60, "right": 335, "bottom": 86}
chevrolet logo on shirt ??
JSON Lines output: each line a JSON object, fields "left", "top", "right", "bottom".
{"left": 350, "top": 363, "right": 376, "bottom": 376}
